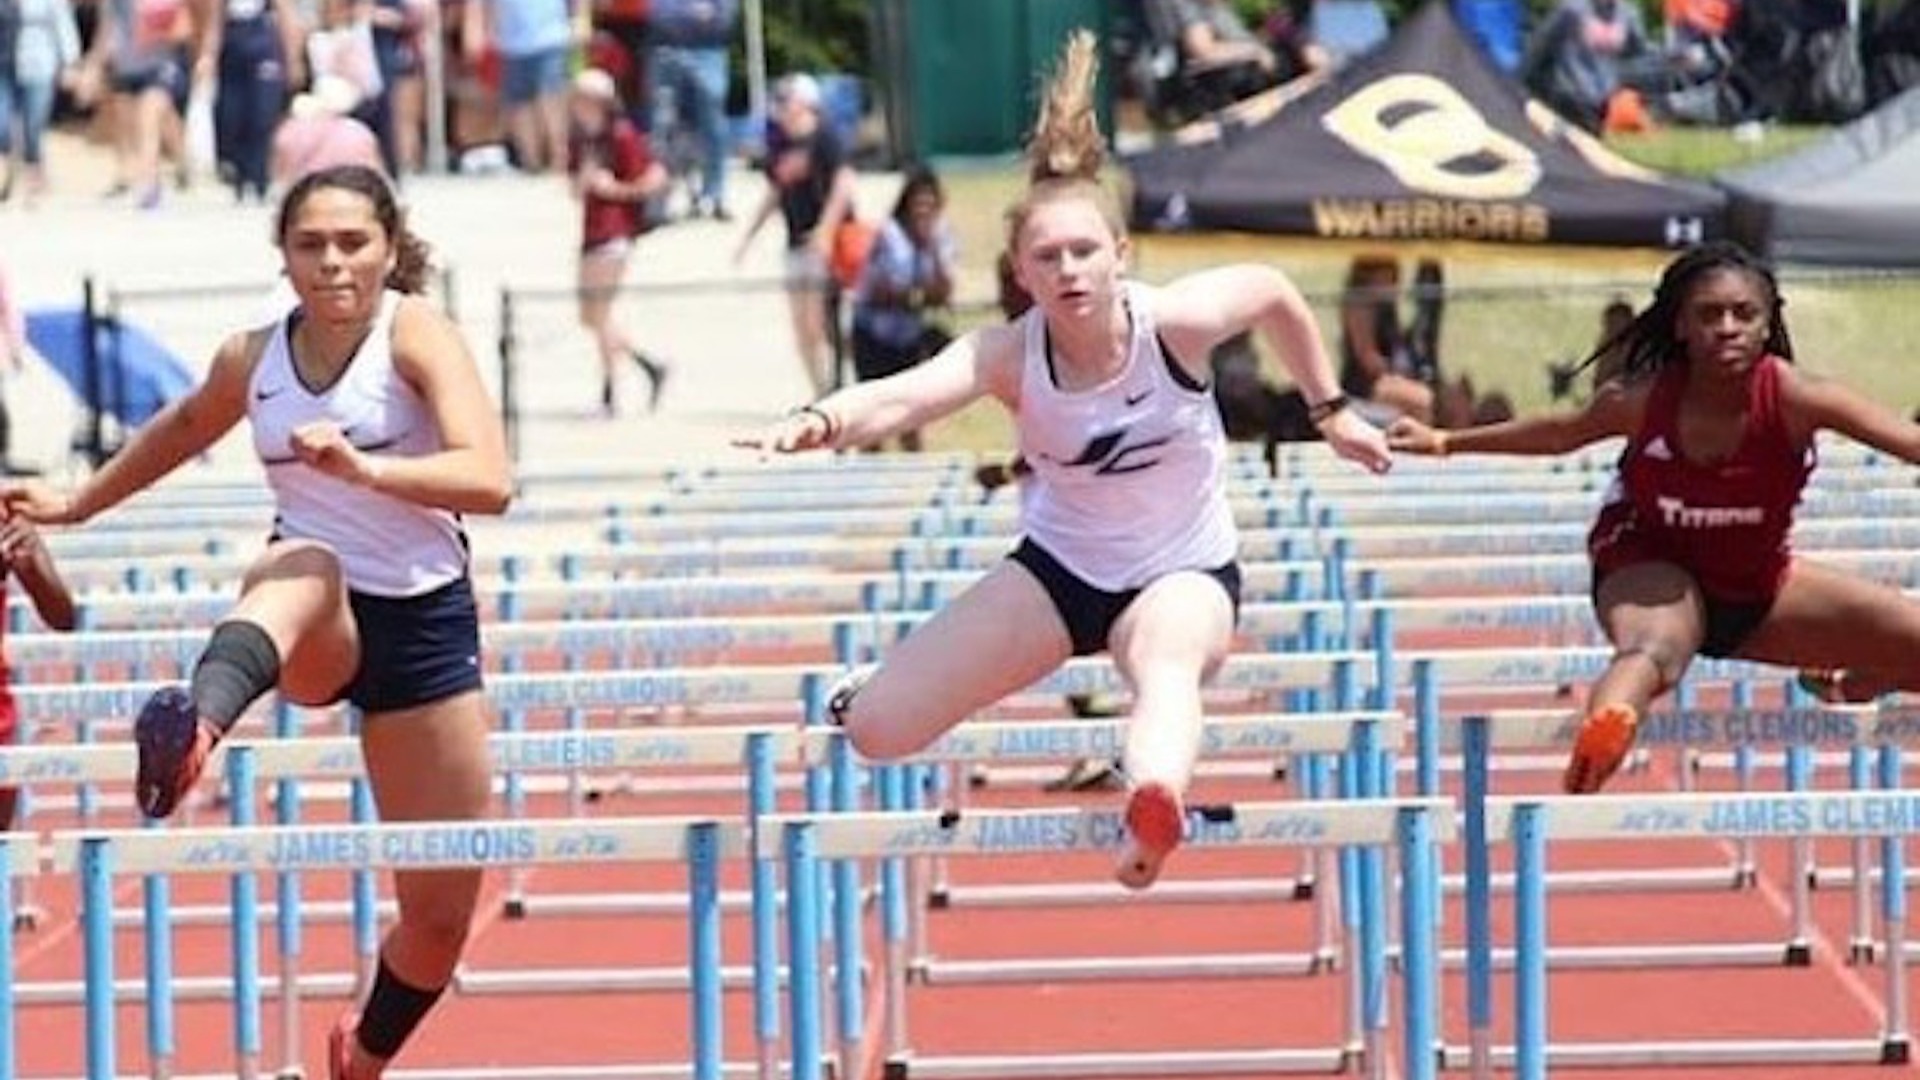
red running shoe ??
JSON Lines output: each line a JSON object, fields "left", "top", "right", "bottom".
{"left": 1116, "top": 781, "right": 1185, "bottom": 890}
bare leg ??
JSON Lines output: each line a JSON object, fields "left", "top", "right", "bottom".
{"left": 785, "top": 279, "right": 832, "bottom": 395}
{"left": 578, "top": 249, "right": 631, "bottom": 415}
{"left": 1738, "top": 559, "right": 1920, "bottom": 698}
{"left": 837, "top": 560, "right": 1072, "bottom": 761}
{"left": 345, "top": 689, "right": 493, "bottom": 1074}
{"left": 538, "top": 91, "right": 569, "bottom": 174}
{"left": 1565, "top": 561, "right": 1705, "bottom": 793}
{"left": 505, "top": 102, "right": 540, "bottom": 172}
{"left": 227, "top": 541, "right": 361, "bottom": 706}
{"left": 1108, "top": 571, "right": 1235, "bottom": 887}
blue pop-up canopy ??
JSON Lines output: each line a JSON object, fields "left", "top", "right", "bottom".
{"left": 22, "top": 308, "right": 196, "bottom": 431}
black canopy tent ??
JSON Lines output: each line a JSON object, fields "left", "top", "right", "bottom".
{"left": 1126, "top": 0, "right": 1727, "bottom": 248}
{"left": 1719, "top": 86, "right": 1920, "bottom": 266}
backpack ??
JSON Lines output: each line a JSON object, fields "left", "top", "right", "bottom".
{"left": 828, "top": 217, "right": 877, "bottom": 292}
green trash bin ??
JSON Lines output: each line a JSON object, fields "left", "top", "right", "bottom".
{"left": 872, "top": 0, "right": 1113, "bottom": 161}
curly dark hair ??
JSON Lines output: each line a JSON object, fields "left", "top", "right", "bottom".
{"left": 1575, "top": 240, "right": 1793, "bottom": 383}
{"left": 275, "top": 165, "right": 434, "bottom": 295}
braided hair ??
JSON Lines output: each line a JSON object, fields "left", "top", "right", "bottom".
{"left": 1577, "top": 241, "right": 1792, "bottom": 383}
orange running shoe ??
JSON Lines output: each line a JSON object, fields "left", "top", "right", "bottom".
{"left": 1116, "top": 781, "right": 1185, "bottom": 890}
{"left": 1564, "top": 704, "right": 1639, "bottom": 794}
{"left": 133, "top": 686, "right": 215, "bottom": 820}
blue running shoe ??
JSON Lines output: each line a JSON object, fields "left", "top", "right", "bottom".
{"left": 134, "top": 686, "right": 213, "bottom": 820}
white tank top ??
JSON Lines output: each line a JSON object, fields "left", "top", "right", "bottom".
{"left": 249, "top": 291, "right": 469, "bottom": 597}
{"left": 1015, "top": 282, "right": 1237, "bottom": 591}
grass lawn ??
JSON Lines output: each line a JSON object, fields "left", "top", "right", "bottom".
{"left": 914, "top": 125, "right": 1920, "bottom": 455}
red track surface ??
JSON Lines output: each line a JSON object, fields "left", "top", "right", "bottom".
{"left": 11, "top": 647, "right": 1914, "bottom": 1078}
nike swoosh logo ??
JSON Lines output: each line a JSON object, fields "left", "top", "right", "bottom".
{"left": 1124, "top": 390, "right": 1151, "bottom": 406}
{"left": 255, "top": 386, "right": 287, "bottom": 401}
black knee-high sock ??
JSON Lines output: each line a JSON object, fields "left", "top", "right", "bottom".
{"left": 188, "top": 621, "right": 281, "bottom": 736}
{"left": 356, "top": 958, "right": 446, "bottom": 1059}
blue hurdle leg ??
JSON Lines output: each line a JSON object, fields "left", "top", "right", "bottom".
{"left": 689, "top": 822, "right": 724, "bottom": 1080}
{"left": 1850, "top": 744, "right": 1875, "bottom": 962}
{"left": 1398, "top": 807, "right": 1439, "bottom": 1080}
{"left": 0, "top": 837, "right": 15, "bottom": 1080}
{"left": 784, "top": 823, "right": 825, "bottom": 1080}
{"left": 1785, "top": 744, "right": 1813, "bottom": 965}
{"left": 830, "top": 738, "right": 865, "bottom": 1080}
{"left": 1462, "top": 716, "right": 1494, "bottom": 1080}
{"left": 1880, "top": 745, "right": 1911, "bottom": 1063}
{"left": 143, "top": 817, "right": 176, "bottom": 1080}
{"left": 228, "top": 747, "right": 264, "bottom": 1078}
{"left": 275, "top": 703, "right": 304, "bottom": 1080}
{"left": 1513, "top": 804, "right": 1548, "bottom": 1080}
{"left": 878, "top": 765, "right": 910, "bottom": 1060}
{"left": 81, "top": 838, "right": 115, "bottom": 1080}
{"left": 746, "top": 734, "right": 781, "bottom": 1080}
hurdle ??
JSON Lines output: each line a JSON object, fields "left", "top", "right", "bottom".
{"left": 41, "top": 814, "right": 745, "bottom": 1080}
{"left": 1448, "top": 707, "right": 1920, "bottom": 1077}
{"left": 766, "top": 796, "right": 1452, "bottom": 1080}
{"left": 1484, "top": 788, "right": 1915, "bottom": 1078}
{"left": 904, "top": 711, "right": 1398, "bottom": 973}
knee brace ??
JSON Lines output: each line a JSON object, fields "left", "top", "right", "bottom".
{"left": 190, "top": 621, "right": 282, "bottom": 735}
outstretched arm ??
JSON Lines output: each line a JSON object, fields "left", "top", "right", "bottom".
{"left": 740, "top": 323, "right": 1021, "bottom": 453}
{"left": 1390, "top": 379, "right": 1642, "bottom": 457}
{"left": 4, "top": 331, "right": 256, "bottom": 524}
{"left": 1155, "top": 263, "right": 1391, "bottom": 473}
{"left": 1, "top": 519, "right": 76, "bottom": 631}
{"left": 1787, "top": 368, "right": 1920, "bottom": 464}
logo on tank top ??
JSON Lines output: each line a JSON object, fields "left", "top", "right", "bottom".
{"left": 1046, "top": 427, "right": 1173, "bottom": 476}
{"left": 1656, "top": 496, "right": 1763, "bottom": 528}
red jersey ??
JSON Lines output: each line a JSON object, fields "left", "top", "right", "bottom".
{"left": 1588, "top": 354, "right": 1813, "bottom": 602}
{"left": 571, "top": 120, "right": 654, "bottom": 252}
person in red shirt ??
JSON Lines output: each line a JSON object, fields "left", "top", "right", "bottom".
{"left": 567, "top": 66, "right": 669, "bottom": 416}
{"left": 1388, "top": 241, "right": 1920, "bottom": 794}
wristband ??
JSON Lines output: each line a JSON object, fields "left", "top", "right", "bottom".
{"left": 1306, "top": 395, "right": 1350, "bottom": 425}
{"left": 791, "top": 403, "right": 842, "bottom": 446}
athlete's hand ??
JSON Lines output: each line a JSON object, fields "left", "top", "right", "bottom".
{"left": 0, "top": 514, "right": 48, "bottom": 569}
{"left": 290, "top": 421, "right": 380, "bottom": 487}
{"left": 0, "top": 481, "right": 84, "bottom": 526}
{"left": 1321, "top": 410, "right": 1393, "bottom": 474}
{"left": 1384, "top": 416, "right": 1446, "bottom": 457}
{"left": 732, "top": 407, "right": 838, "bottom": 455}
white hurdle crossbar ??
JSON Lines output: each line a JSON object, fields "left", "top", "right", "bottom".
{"left": 1487, "top": 789, "right": 1916, "bottom": 1079}
{"left": 761, "top": 798, "right": 1455, "bottom": 1080}
{"left": 43, "top": 816, "right": 747, "bottom": 1080}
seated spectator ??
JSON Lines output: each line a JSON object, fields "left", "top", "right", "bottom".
{"left": 1140, "top": 0, "right": 1281, "bottom": 119}
{"left": 1523, "top": 0, "right": 1654, "bottom": 132}
{"left": 849, "top": 165, "right": 957, "bottom": 453}
{"left": 1259, "top": 1, "right": 1333, "bottom": 82}
{"left": 1338, "top": 254, "right": 1434, "bottom": 425}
